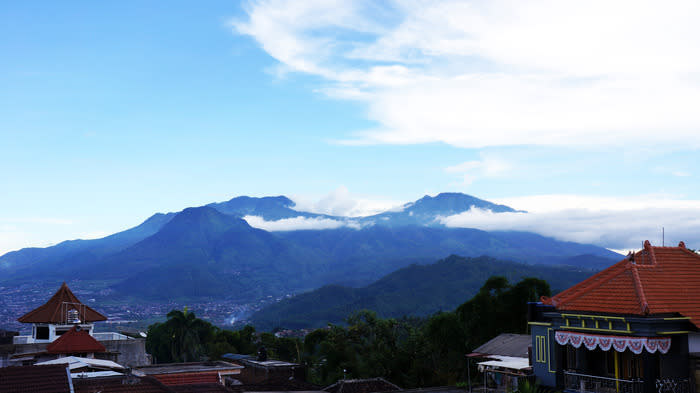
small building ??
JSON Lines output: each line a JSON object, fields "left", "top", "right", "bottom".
{"left": 235, "top": 358, "right": 306, "bottom": 384}
{"left": 17, "top": 282, "right": 107, "bottom": 344}
{"left": 529, "top": 240, "right": 700, "bottom": 393}
{"left": 7, "top": 282, "right": 150, "bottom": 367}
{"left": 469, "top": 333, "right": 533, "bottom": 392}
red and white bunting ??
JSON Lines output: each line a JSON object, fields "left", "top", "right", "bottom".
{"left": 554, "top": 331, "right": 670, "bottom": 354}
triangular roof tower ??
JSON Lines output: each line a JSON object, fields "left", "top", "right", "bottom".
{"left": 17, "top": 282, "right": 107, "bottom": 324}
{"left": 542, "top": 240, "right": 700, "bottom": 328}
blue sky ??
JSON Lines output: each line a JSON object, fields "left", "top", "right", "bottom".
{"left": 2, "top": 0, "right": 700, "bottom": 255}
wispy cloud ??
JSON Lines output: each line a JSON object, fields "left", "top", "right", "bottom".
{"left": 290, "top": 186, "right": 403, "bottom": 217}
{"left": 445, "top": 153, "right": 512, "bottom": 186}
{"left": 439, "top": 195, "right": 700, "bottom": 250}
{"left": 234, "top": 0, "right": 700, "bottom": 149}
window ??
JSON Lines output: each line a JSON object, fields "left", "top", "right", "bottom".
{"left": 536, "top": 335, "right": 547, "bottom": 363}
{"left": 35, "top": 326, "right": 49, "bottom": 340}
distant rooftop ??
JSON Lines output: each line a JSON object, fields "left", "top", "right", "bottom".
{"left": 222, "top": 353, "right": 254, "bottom": 361}
{"left": 239, "top": 359, "right": 299, "bottom": 367}
{"left": 136, "top": 361, "right": 243, "bottom": 375}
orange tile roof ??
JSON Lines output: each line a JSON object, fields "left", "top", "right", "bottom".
{"left": 17, "top": 282, "right": 107, "bottom": 324}
{"left": 46, "top": 326, "right": 106, "bottom": 354}
{"left": 542, "top": 241, "right": 700, "bottom": 328}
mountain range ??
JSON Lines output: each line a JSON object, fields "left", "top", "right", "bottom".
{"left": 0, "top": 193, "right": 621, "bottom": 302}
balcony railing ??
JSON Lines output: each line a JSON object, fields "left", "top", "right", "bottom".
{"left": 564, "top": 372, "right": 691, "bottom": 393}
{"left": 564, "top": 371, "right": 643, "bottom": 393}
{"left": 478, "top": 372, "right": 536, "bottom": 393}
{"left": 656, "top": 378, "right": 691, "bottom": 393}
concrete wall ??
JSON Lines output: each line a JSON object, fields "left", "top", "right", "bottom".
{"left": 101, "top": 339, "right": 151, "bottom": 367}
{"left": 531, "top": 324, "right": 556, "bottom": 387}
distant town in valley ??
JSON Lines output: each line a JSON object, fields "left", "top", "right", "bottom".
{"left": 0, "top": 281, "right": 293, "bottom": 333}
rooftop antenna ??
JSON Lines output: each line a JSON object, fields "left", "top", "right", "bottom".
{"left": 662, "top": 227, "right": 665, "bottom": 246}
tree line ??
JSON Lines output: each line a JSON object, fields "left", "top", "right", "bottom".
{"left": 146, "top": 276, "right": 550, "bottom": 387}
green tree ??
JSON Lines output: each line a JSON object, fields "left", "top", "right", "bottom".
{"left": 166, "top": 308, "right": 215, "bottom": 362}
{"left": 146, "top": 307, "right": 216, "bottom": 363}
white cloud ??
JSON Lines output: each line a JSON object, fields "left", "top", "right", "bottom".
{"left": 234, "top": 0, "right": 700, "bottom": 148}
{"left": 438, "top": 195, "right": 700, "bottom": 250}
{"left": 290, "top": 186, "right": 403, "bottom": 217}
{"left": 243, "top": 215, "right": 353, "bottom": 231}
{"left": 491, "top": 194, "right": 700, "bottom": 213}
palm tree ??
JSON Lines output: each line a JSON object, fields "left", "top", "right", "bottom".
{"left": 166, "top": 307, "right": 211, "bottom": 362}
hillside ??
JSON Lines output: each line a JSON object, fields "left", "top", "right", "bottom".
{"left": 248, "top": 254, "right": 598, "bottom": 330}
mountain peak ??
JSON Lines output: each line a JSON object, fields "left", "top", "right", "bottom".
{"left": 225, "top": 195, "right": 295, "bottom": 208}
{"left": 207, "top": 195, "right": 332, "bottom": 221}
{"left": 408, "top": 192, "right": 517, "bottom": 214}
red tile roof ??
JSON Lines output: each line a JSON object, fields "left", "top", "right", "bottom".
{"left": 542, "top": 240, "right": 700, "bottom": 328}
{"left": 18, "top": 282, "right": 107, "bottom": 324}
{"left": 47, "top": 325, "right": 107, "bottom": 354}
{"left": 73, "top": 375, "right": 176, "bottom": 393}
{"left": 153, "top": 372, "right": 222, "bottom": 386}
{"left": 0, "top": 365, "right": 73, "bottom": 393}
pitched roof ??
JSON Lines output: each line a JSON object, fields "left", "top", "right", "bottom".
{"left": 18, "top": 282, "right": 107, "bottom": 324}
{"left": 153, "top": 372, "right": 221, "bottom": 386}
{"left": 470, "top": 333, "right": 531, "bottom": 358}
{"left": 323, "top": 378, "right": 402, "bottom": 393}
{"left": 47, "top": 326, "right": 107, "bottom": 354}
{"left": 0, "top": 365, "right": 73, "bottom": 393}
{"left": 542, "top": 240, "right": 700, "bottom": 328}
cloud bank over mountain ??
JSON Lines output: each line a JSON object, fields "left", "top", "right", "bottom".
{"left": 440, "top": 195, "right": 700, "bottom": 251}
{"left": 233, "top": 0, "right": 700, "bottom": 149}
{"left": 243, "top": 215, "right": 360, "bottom": 231}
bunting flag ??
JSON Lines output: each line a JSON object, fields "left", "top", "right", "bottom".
{"left": 554, "top": 331, "right": 670, "bottom": 354}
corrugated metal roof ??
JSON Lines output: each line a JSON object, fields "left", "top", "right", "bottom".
{"left": 37, "top": 356, "right": 125, "bottom": 371}
{"left": 470, "top": 333, "right": 531, "bottom": 358}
